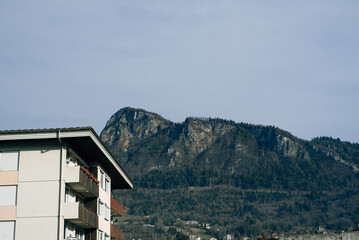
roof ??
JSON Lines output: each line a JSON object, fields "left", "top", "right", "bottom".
{"left": 0, "top": 127, "right": 133, "bottom": 189}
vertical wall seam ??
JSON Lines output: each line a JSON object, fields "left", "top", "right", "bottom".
{"left": 57, "top": 144, "right": 63, "bottom": 240}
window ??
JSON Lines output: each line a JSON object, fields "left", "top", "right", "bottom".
{"left": 0, "top": 221, "right": 15, "bottom": 240}
{"left": 66, "top": 156, "right": 77, "bottom": 167}
{"left": 64, "top": 221, "right": 73, "bottom": 239}
{"left": 0, "top": 186, "right": 17, "bottom": 206}
{"left": 0, "top": 152, "right": 19, "bottom": 171}
{"left": 66, "top": 150, "right": 88, "bottom": 169}
{"left": 75, "top": 227, "right": 84, "bottom": 240}
{"left": 65, "top": 187, "right": 76, "bottom": 203}
{"left": 98, "top": 200, "right": 101, "bottom": 215}
{"left": 99, "top": 169, "right": 110, "bottom": 193}
{"left": 98, "top": 200, "right": 109, "bottom": 220}
{"left": 105, "top": 204, "right": 110, "bottom": 221}
{"left": 76, "top": 194, "right": 84, "bottom": 205}
{"left": 105, "top": 178, "right": 110, "bottom": 192}
{"left": 100, "top": 170, "right": 105, "bottom": 190}
{"left": 65, "top": 186, "right": 84, "bottom": 205}
{"left": 98, "top": 231, "right": 104, "bottom": 240}
{"left": 64, "top": 221, "right": 80, "bottom": 240}
{"left": 98, "top": 200, "right": 105, "bottom": 217}
{"left": 101, "top": 202, "right": 105, "bottom": 218}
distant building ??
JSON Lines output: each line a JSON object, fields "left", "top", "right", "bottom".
{"left": 186, "top": 220, "right": 199, "bottom": 225}
{"left": 143, "top": 224, "right": 155, "bottom": 228}
{"left": 0, "top": 127, "right": 133, "bottom": 240}
{"left": 202, "top": 223, "right": 211, "bottom": 229}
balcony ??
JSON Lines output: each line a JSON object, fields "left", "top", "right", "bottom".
{"left": 110, "top": 223, "right": 123, "bottom": 240}
{"left": 64, "top": 166, "right": 99, "bottom": 198}
{"left": 63, "top": 202, "right": 98, "bottom": 229}
{"left": 111, "top": 196, "right": 123, "bottom": 217}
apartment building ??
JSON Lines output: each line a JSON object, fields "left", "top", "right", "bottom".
{"left": 0, "top": 127, "right": 133, "bottom": 240}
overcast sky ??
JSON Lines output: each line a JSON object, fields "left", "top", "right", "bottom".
{"left": 1, "top": 1, "right": 358, "bottom": 143}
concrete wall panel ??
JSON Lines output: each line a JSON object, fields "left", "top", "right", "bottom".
{"left": 17, "top": 181, "right": 59, "bottom": 217}
{"left": 15, "top": 217, "right": 58, "bottom": 240}
{"left": 18, "top": 149, "right": 60, "bottom": 182}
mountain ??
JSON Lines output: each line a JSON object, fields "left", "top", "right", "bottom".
{"left": 100, "top": 107, "right": 359, "bottom": 239}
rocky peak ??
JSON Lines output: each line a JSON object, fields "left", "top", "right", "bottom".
{"left": 181, "top": 117, "right": 236, "bottom": 155}
{"left": 100, "top": 107, "right": 172, "bottom": 152}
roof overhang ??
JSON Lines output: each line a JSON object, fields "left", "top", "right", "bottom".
{"left": 0, "top": 127, "right": 133, "bottom": 189}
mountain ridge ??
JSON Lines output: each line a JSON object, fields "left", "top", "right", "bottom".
{"left": 101, "top": 107, "right": 359, "bottom": 178}
{"left": 100, "top": 107, "right": 359, "bottom": 238}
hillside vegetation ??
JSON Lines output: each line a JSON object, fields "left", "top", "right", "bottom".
{"left": 101, "top": 107, "right": 359, "bottom": 239}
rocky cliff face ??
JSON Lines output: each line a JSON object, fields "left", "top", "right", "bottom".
{"left": 181, "top": 117, "right": 236, "bottom": 156}
{"left": 243, "top": 124, "right": 311, "bottom": 160}
{"left": 100, "top": 107, "right": 172, "bottom": 153}
{"left": 100, "top": 107, "right": 359, "bottom": 180}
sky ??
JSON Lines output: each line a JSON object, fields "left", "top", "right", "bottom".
{"left": 1, "top": 0, "right": 359, "bottom": 143}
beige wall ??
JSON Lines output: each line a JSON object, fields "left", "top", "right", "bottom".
{"left": 18, "top": 149, "right": 61, "bottom": 182}
{"left": 16, "top": 147, "right": 65, "bottom": 240}
{"left": 0, "top": 206, "right": 16, "bottom": 220}
{"left": 0, "top": 171, "right": 18, "bottom": 185}
{"left": 63, "top": 166, "right": 80, "bottom": 183}
{"left": 63, "top": 202, "right": 80, "bottom": 219}
{"left": 98, "top": 187, "right": 111, "bottom": 234}
{"left": 99, "top": 187, "right": 111, "bottom": 206}
{"left": 15, "top": 217, "right": 58, "bottom": 240}
{"left": 98, "top": 217, "right": 111, "bottom": 236}
{"left": 17, "top": 181, "right": 60, "bottom": 217}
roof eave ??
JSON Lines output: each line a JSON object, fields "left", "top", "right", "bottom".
{"left": 0, "top": 128, "right": 133, "bottom": 189}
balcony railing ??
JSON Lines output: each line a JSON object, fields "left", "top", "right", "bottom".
{"left": 63, "top": 202, "right": 98, "bottom": 229}
{"left": 111, "top": 196, "right": 123, "bottom": 216}
{"left": 64, "top": 166, "right": 99, "bottom": 198}
{"left": 110, "top": 223, "right": 123, "bottom": 240}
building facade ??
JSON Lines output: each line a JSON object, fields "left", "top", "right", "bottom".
{"left": 0, "top": 127, "right": 133, "bottom": 240}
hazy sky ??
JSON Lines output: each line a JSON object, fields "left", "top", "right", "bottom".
{"left": 1, "top": 1, "right": 358, "bottom": 143}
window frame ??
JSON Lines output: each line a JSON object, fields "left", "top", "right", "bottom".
{"left": 75, "top": 227, "right": 85, "bottom": 240}
{"left": 65, "top": 186, "right": 76, "bottom": 203}
{"left": 98, "top": 230, "right": 104, "bottom": 240}
{"left": 105, "top": 177, "right": 110, "bottom": 193}
{"left": 104, "top": 204, "right": 110, "bottom": 221}
{"left": 0, "top": 221, "right": 16, "bottom": 240}
{"left": 0, "top": 151, "right": 19, "bottom": 171}
{"left": 0, "top": 185, "right": 17, "bottom": 206}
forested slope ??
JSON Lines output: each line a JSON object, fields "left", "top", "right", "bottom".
{"left": 101, "top": 107, "right": 359, "bottom": 238}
